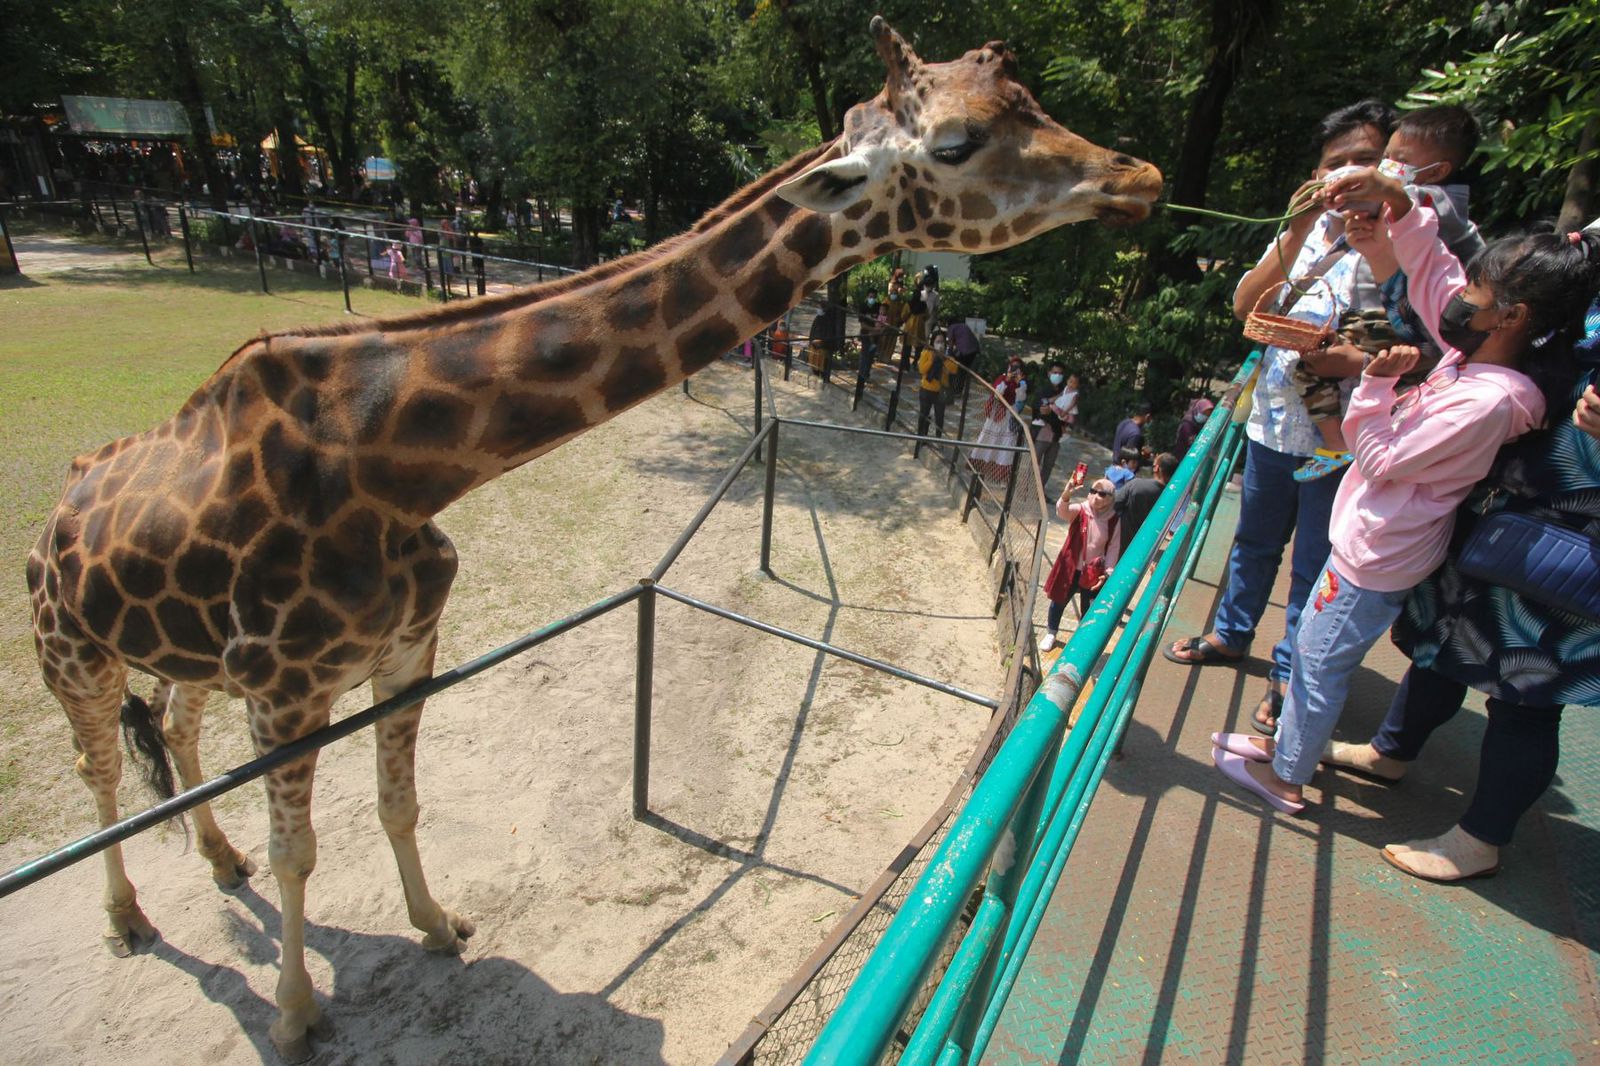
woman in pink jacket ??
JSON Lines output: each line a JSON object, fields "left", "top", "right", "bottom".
{"left": 1210, "top": 174, "right": 1581, "bottom": 815}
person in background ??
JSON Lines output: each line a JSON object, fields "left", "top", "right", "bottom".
{"left": 972, "top": 357, "right": 1028, "bottom": 482}
{"left": 1039, "top": 473, "right": 1122, "bottom": 652}
{"left": 1032, "top": 362, "right": 1078, "bottom": 493}
{"left": 920, "top": 265, "right": 941, "bottom": 325}
{"left": 915, "top": 329, "right": 959, "bottom": 440}
{"left": 1173, "top": 398, "right": 1215, "bottom": 457}
{"left": 1113, "top": 402, "right": 1152, "bottom": 463}
{"left": 946, "top": 315, "right": 981, "bottom": 374}
{"left": 1105, "top": 447, "right": 1142, "bottom": 489}
{"left": 1115, "top": 452, "right": 1179, "bottom": 556}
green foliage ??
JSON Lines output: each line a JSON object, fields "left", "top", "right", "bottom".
{"left": 1404, "top": 2, "right": 1600, "bottom": 223}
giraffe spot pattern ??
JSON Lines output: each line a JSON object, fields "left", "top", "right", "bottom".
{"left": 913, "top": 188, "right": 934, "bottom": 219}
{"left": 678, "top": 316, "right": 741, "bottom": 373}
{"left": 117, "top": 604, "right": 161, "bottom": 659}
{"left": 600, "top": 346, "right": 669, "bottom": 413}
{"left": 477, "top": 393, "right": 588, "bottom": 461}
{"left": 662, "top": 265, "right": 718, "bottom": 330}
{"left": 865, "top": 213, "right": 891, "bottom": 239}
{"left": 709, "top": 213, "right": 768, "bottom": 277}
{"left": 110, "top": 548, "right": 166, "bottom": 600}
{"left": 393, "top": 390, "right": 474, "bottom": 450}
{"left": 606, "top": 274, "right": 657, "bottom": 332}
{"left": 896, "top": 200, "right": 917, "bottom": 233}
{"left": 991, "top": 223, "right": 1011, "bottom": 244}
{"left": 157, "top": 596, "right": 215, "bottom": 656}
{"left": 782, "top": 215, "right": 833, "bottom": 270}
{"left": 736, "top": 255, "right": 796, "bottom": 323}
{"left": 960, "top": 193, "right": 998, "bottom": 220}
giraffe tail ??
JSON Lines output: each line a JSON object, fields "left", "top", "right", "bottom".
{"left": 120, "top": 688, "right": 177, "bottom": 802}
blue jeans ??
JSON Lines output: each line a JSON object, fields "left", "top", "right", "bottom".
{"left": 1212, "top": 438, "right": 1345, "bottom": 684}
{"left": 1272, "top": 560, "right": 1409, "bottom": 785}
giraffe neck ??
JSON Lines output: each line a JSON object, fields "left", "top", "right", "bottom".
{"left": 311, "top": 140, "right": 881, "bottom": 524}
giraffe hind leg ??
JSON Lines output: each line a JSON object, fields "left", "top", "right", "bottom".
{"left": 158, "top": 682, "right": 258, "bottom": 890}
{"left": 41, "top": 638, "right": 160, "bottom": 956}
{"left": 372, "top": 635, "right": 474, "bottom": 955}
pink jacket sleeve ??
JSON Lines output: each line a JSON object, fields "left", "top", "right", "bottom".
{"left": 1386, "top": 204, "right": 1469, "bottom": 351}
{"left": 1342, "top": 374, "right": 1513, "bottom": 484}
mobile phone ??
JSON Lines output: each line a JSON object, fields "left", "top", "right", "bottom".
{"left": 1073, "top": 462, "right": 1088, "bottom": 482}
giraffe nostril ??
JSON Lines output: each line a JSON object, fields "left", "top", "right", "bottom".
{"left": 1111, "top": 153, "right": 1139, "bottom": 169}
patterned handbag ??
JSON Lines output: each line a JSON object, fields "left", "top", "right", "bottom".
{"left": 1457, "top": 511, "right": 1600, "bottom": 623}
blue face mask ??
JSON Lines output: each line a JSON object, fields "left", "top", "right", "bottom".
{"left": 1048, "top": 372, "right": 1064, "bottom": 386}
{"left": 1195, "top": 410, "right": 1209, "bottom": 424}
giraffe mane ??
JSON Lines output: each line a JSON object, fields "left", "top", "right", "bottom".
{"left": 265, "top": 138, "right": 844, "bottom": 342}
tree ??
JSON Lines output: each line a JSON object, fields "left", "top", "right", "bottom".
{"left": 1405, "top": 1, "right": 1600, "bottom": 229}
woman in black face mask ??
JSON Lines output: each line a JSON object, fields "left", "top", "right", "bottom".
{"left": 1316, "top": 172, "right": 1600, "bottom": 883}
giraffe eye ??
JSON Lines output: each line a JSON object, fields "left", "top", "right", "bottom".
{"left": 931, "top": 142, "right": 978, "bottom": 165}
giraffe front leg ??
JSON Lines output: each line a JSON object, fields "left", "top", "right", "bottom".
{"left": 373, "top": 649, "right": 474, "bottom": 955}
{"left": 159, "top": 683, "right": 256, "bottom": 889}
{"left": 256, "top": 708, "right": 332, "bottom": 1064}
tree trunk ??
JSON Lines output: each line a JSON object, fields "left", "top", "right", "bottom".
{"left": 774, "top": 0, "right": 836, "bottom": 141}
{"left": 484, "top": 176, "right": 504, "bottom": 230}
{"left": 266, "top": 0, "right": 342, "bottom": 196}
{"left": 339, "top": 40, "right": 359, "bottom": 196}
{"left": 571, "top": 202, "right": 604, "bottom": 268}
{"left": 166, "top": 23, "right": 229, "bottom": 210}
{"left": 1153, "top": 0, "right": 1277, "bottom": 284}
{"left": 1558, "top": 113, "right": 1600, "bottom": 233}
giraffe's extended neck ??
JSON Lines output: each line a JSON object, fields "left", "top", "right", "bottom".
{"left": 314, "top": 140, "right": 877, "bottom": 523}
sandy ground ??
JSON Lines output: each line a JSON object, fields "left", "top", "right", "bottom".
{"left": 0, "top": 349, "right": 1006, "bottom": 1064}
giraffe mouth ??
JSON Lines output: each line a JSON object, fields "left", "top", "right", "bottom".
{"left": 1095, "top": 199, "right": 1153, "bottom": 227}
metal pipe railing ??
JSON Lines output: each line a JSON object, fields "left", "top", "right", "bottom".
{"left": 802, "top": 353, "right": 1259, "bottom": 1064}
{"left": 0, "top": 585, "right": 644, "bottom": 900}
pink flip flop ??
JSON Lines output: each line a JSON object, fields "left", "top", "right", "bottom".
{"left": 1213, "top": 747, "right": 1305, "bottom": 815}
{"left": 1211, "top": 732, "right": 1271, "bottom": 763}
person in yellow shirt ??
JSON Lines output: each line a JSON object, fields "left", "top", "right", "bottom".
{"left": 916, "top": 330, "right": 960, "bottom": 441}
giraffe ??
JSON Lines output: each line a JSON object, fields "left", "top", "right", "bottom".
{"left": 25, "top": 18, "right": 1161, "bottom": 1061}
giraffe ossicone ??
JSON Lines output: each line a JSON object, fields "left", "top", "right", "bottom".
{"left": 25, "top": 19, "right": 1159, "bottom": 1061}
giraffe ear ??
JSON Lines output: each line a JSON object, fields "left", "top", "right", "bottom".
{"left": 775, "top": 153, "right": 872, "bottom": 214}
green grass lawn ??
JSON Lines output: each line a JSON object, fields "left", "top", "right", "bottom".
{"left": 0, "top": 233, "right": 424, "bottom": 841}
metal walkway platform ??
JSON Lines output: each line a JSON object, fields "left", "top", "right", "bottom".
{"left": 989, "top": 488, "right": 1600, "bottom": 1064}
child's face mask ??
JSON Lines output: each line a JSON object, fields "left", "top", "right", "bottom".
{"left": 1049, "top": 372, "right": 1064, "bottom": 386}
{"left": 1195, "top": 411, "right": 1209, "bottom": 424}
{"left": 1378, "top": 157, "right": 1444, "bottom": 185}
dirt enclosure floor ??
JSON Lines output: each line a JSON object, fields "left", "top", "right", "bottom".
{"left": 0, "top": 353, "right": 1005, "bottom": 1064}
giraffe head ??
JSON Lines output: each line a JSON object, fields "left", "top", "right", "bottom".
{"left": 776, "top": 18, "right": 1163, "bottom": 252}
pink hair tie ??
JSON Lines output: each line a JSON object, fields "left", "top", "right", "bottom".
{"left": 1572, "top": 231, "right": 1585, "bottom": 245}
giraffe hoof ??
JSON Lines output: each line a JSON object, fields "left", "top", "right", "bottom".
{"left": 213, "top": 853, "right": 258, "bottom": 891}
{"left": 270, "top": 1029, "right": 313, "bottom": 1064}
{"left": 422, "top": 909, "right": 475, "bottom": 954}
{"left": 103, "top": 909, "right": 160, "bottom": 957}
{"left": 270, "top": 1004, "right": 326, "bottom": 1063}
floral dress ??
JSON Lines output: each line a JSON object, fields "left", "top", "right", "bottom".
{"left": 1392, "top": 306, "right": 1600, "bottom": 707}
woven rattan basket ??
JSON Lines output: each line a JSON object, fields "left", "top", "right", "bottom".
{"left": 1242, "top": 279, "right": 1333, "bottom": 352}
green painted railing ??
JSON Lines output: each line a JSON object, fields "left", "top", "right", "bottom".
{"left": 804, "top": 354, "right": 1260, "bottom": 1065}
